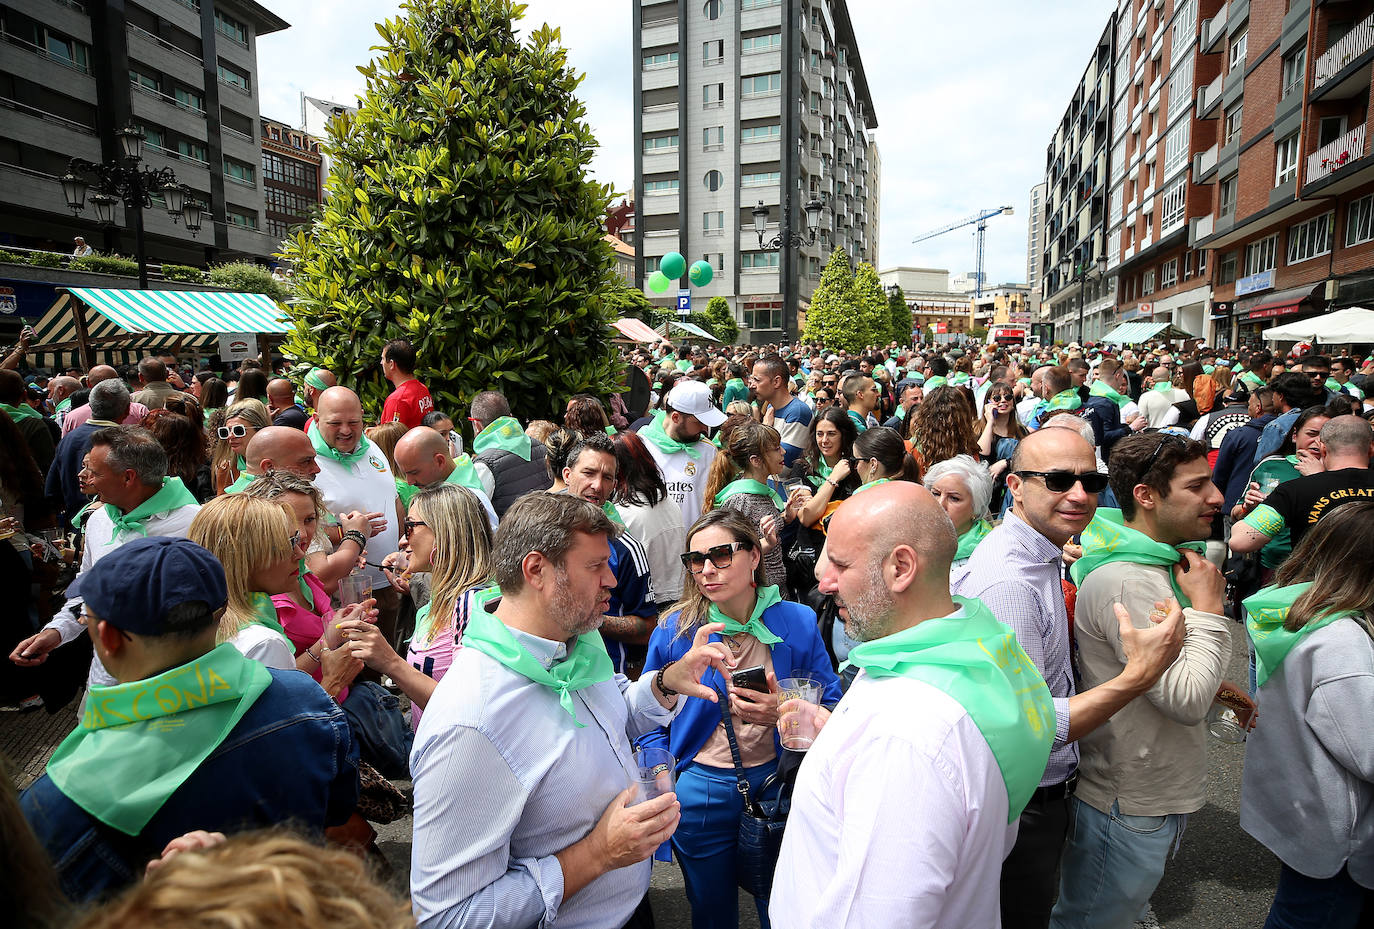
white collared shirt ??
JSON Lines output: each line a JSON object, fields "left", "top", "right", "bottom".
{"left": 313, "top": 447, "right": 401, "bottom": 589}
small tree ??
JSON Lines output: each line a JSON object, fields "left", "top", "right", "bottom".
{"left": 886, "top": 284, "right": 911, "bottom": 347}
{"left": 703, "top": 296, "right": 738, "bottom": 345}
{"left": 208, "top": 261, "right": 289, "bottom": 302}
{"left": 850, "top": 262, "right": 888, "bottom": 351}
{"left": 801, "top": 248, "right": 863, "bottom": 352}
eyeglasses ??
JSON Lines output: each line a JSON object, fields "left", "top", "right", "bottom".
{"left": 288, "top": 531, "right": 302, "bottom": 551}
{"left": 680, "top": 541, "right": 748, "bottom": 573}
{"left": 1141, "top": 434, "right": 1187, "bottom": 475}
{"left": 403, "top": 518, "right": 428, "bottom": 535}
{"left": 217, "top": 424, "right": 248, "bottom": 440}
{"left": 1014, "top": 470, "right": 1110, "bottom": 494}
{"left": 1305, "top": 370, "right": 1330, "bottom": 380}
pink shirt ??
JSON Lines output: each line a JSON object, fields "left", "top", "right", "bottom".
{"left": 271, "top": 571, "right": 348, "bottom": 703}
{"left": 405, "top": 587, "right": 483, "bottom": 726}
{"left": 62, "top": 401, "right": 148, "bottom": 435}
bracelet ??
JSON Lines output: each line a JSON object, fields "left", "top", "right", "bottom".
{"left": 341, "top": 529, "right": 367, "bottom": 549}
{"left": 305, "top": 646, "right": 322, "bottom": 664}
{"left": 655, "top": 659, "right": 679, "bottom": 698}
{"left": 825, "top": 478, "right": 838, "bottom": 488}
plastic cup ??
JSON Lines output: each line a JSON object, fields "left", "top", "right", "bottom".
{"left": 38, "top": 529, "right": 62, "bottom": 562}
{"left": 631, "top": 747, "right": 676, "bottom": 805}
{"left": 338, "top": 573, "right": 373, "bottom": 608}
{"left": 777, "top": 675, "right": 824, "bottom": 751}
{"left": 1207, "top": 704, "right": 1246, "bottom": 743}
{"left": 1258, "top": 476, "right": 1282, "bottom": 496}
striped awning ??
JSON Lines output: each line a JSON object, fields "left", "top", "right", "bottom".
{"left": 67, "top": 287, "right": 289, "bottom": 334}
{"left": 1100, "top": 321, "right": 1194, "bottom": 344}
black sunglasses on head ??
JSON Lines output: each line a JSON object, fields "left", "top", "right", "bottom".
{"left": 1141, "top": 434, "right": 1187, "bottom": 475}
{"left": 680, "top": 541, "right": 748, "bottom": 573}
{"left": 1014, "top": 469, "right": 1110, "bottom": 494}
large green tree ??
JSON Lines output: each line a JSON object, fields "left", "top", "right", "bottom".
{"left": 702, "top": 296, "right": 739, "bottom": 345}
{"left": 279, "top": 0, "right": 620, "bottom": 421}
{"left": 801, "top": 248, "right": 863, "bottom": 352}
{"left": 886, "top": 284, "right": 912, "bottom": 347}
{"left": 850, "top": 262, "right": 889, "bottom": 350}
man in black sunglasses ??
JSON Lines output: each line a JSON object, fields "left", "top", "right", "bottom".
{"left": 956, "top": 427, "right": 1188, "bottom": 929}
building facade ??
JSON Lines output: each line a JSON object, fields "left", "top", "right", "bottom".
{"left": 971, "top": 284, "right": 1033, "bottom": 330}
{"left": 878, "top": 266, "right": 972, "bottom": 339}
{"left": 260, "top": 115, "right": 321, "bottom": 242}
{"left": 0, "top": 0, "right": 288, "bottom": 265}
{"left": 632, "top": 0, "right": 880, "bottom": 344}
{"left": 1026, "top": 181, "right": 1047, "bottom": 320}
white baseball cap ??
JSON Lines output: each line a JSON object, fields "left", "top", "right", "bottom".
{"left": 666, "top": 380, "right": 726, "bottom": 427}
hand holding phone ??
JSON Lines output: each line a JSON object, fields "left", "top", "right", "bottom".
{"left": 731, "top": 664, "right": 769, "bottom": 694}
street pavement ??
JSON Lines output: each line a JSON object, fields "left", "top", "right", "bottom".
{"left": 4, "top": 622, "right": 1278, "bottom": 927}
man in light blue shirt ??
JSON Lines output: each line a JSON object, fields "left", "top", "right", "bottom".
{"left": 410, "top": 493, "right": 733, "bottom": 929}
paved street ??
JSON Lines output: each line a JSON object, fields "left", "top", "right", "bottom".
{"left": 3, "top": 625, "right": 1277, "bottom": 926}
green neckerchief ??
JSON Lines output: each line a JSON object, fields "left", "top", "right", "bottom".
{"left": 602, "top": 500, "right": 625, "bottom": 526}
{"left": 675, "top": 359, "right": 693, "bottom": 373}
{"left": 71, "top": 500, "right": 100, "bottom": 530}
{"left": 722, "top": 378, "right": 750, "bottom": 406}
{"left": 640, "top": 411, "right": 705, "bottom": 460}
{"left": 460, "top": 605, "right": 613, "bottom": 727}
{"left": 604, "top": 424, "right": 618, "bottom": 437}
{"left": 45, "top": 643, "right": 272, "bottom": 835}
{"left": 1045, "top": 389, "right": 1082, "bottom": 412}
{"left": 473, "top": 416, "right": 532, "bottom": 461}
{"left": 708, "top": 584, "right": 784, "bottom": 646}
{"left": 925, "top": 376, "right": 948, "bottom": 390}
{"left": 844, "top": 596, "right": 1055, "bottom": 822}
{"left": 955, "top": 519, "right": 994, "bottom": 562}
{"left": 223, "top": 471, "right": 255, "bottom": 495}
{"left": 1326, "top": 377, "right": 1343, "bottom": 394}
{"left": 851, "top": 477, "right": 891, "bottom": 495}
{"left": 1017, "top": 377, "right": 1033, "bottom": 387}
{"left": 247, "top": 591, "right": 291, "bottom": 644}
{"left": 949, "top": 372, "right": 971, "bottom": 386}
{"left": 446, "top": 454, "right": 487, "bottom": 493}
{"left": 1240, "top": 370, "right": 1266, "bottom": 389}
{"left": 1203, "top": 365, "right": 1216, "bottom": 375}
{"left": 714, "top": 478, "right": 784, "bottom": 511}
{"left": 56, "top": 397, "right": 72, "bottom": 415}
{"left": 1069, "top": 508, "right": 1206, "bottom": 607}
{"left": 846, "top": 409, "right": 868, "bottom": 433}
{"left": 104, "top": 477, "right": 199, "bottom": 544}
{"left": 397, "top": 479, "right": 418, "bottom": 507}
{"left": 307, "top": 422, "right": 373, "bottom": 467}
{"left": 1150, "top": 381, "right": 1174, "bottom": 394}
{"left": 1244, "top": 582, "right": 1352, "bottom": 688}
{"left": 0, "top": 401, "right": 40, "bottom": 424}
{"left": 296, "top": 559, "right": 313, "bottom": 604}
{"left": 235, "top": 454, "right": 247, "bottom": 474}
{"left": 1089, "top": 379, "right": 1131, "bottom": 410}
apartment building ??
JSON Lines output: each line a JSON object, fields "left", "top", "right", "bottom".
{"left": 259, "top": 115, "right": 321, "bottom": 242}
{"left": 1026, "top": 181, "right": 1047, "bottom": 320}
{"left": 1042, "top": 17, "right": 1118, "bottom": 343}
{"left": 0, "top": 0, "right": 287, "bottom": 265}
{"left": 633, "top": 0, "right": 880, "bottom": 344}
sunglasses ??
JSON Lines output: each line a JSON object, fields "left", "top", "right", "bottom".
{"left": 217, "top": 424, "right": 248, "bottom": 439}
{"left": 1141, "top": 434, "right": 1187, "bottom": 474}
{"left": 680, "top": 541, "right": 748, "bottom": 574}
{"left": 403, "top": 518, "right": 428, "bottom": 535}
{"left": 1014, "top": 469, "right": 1110, "bottom": 494}
{"left": 988, "top": 392, "right": 1013, "bottom": 402}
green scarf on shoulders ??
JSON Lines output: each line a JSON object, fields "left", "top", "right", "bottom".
{"left": 846, "top": 409, "right": 868, "bottom": 433}
{"left": 1069, "top": 508, "right": 1205, "bottom": 606}
{"left": 1045, "top": 389, "right": 1082, "bottom": 412}
{"left": 844, "top": 596, "right": 1055, "bottom": 822}
{"left": 246, "top": 591, "right": 291, "bottom": 644}
{"left": 105, "top": 478, "right": 199, "bottom": 543}
{"left": 45, "top": 643, "right": 272, "bottom": 834}
{"left": 473, "top": 416, "right": 532, "bottom": 461}
{"left": 1245, "top": 582, "right": 1353, "bottom": 688}
{"left": 1089, "top": 380, "right": 1131, "bottom": 410}
{"left": 224, "top": 471, "right": 254, "bottom": 494}
{"left": 0, "top": 401, "right": 40, "bottom": 424}
{"left": 446, "top": 454, "right": 487, "bottom": 493}
{"left": 714, "top": 478, "right": 784, "bottom": 511}
{"left": 709, "top": 584, "right": 784, "bottom": 646}
{"left": 851, "top": 477, "right": 891, "bottom": 495}
{"left": 640, "top": 411, "right": 705, "bottom": 460}
{"left": 307, "top": 422, "right": 373, "bottom": 467}
{"left": 956, "top": 519, "right": 994, "bottom": 562}
{"left": 1240, "top": 370, "right": 1266, "bottom": 389}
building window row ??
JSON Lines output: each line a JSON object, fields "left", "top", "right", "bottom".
{"left": 217, "top": 60, "right": 251, "bottom": 93}
{"left": 214, "top": 9, "right": 249, "bottom": 47}
{"left": 741, "top": 251, "right": 779, "bottom": 270}
{"left": 1160, "top": 176, "right": 1187, "bottom": 232}
{"left": 643, "top": 133, "right": 678, "bottom": 154}
{"left": 261, "top": 151, "right": 318, "bottom": 189}
{"left": 2, "top": 10, "right": 90, "bottom": 72}
{"left": 740, "top": 33, "right": 781, "bottom": 54}
{"left": 226, "top": 206, "right": 258, "bottom": 230}
{"left": 1287, "top": 212, "right": 1334, "bottom": 264}
{"left": 265, "top": 186, "right": 314, "bottom": 216}
{"left": 644, "top": 178, "right": 678, "bottom": 195}
{"left": 223, "top": 156, "right": 256, "bottom": 186}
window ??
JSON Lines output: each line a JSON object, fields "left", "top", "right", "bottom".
{"left": 741, "top": 170, "right": 780, "bottom": 188}
{"left": 1287, "top": 212, "right": 1334, "bottom": 264}
{"left": 1224, "top": 102, "right": 1242, "bottom": 146}
{"left": 741, "top": 124, "right": 781, "bottom": 144}
{"left": 226, "top": 207, "right": 258, "bottom": 230}
{"left": 1275, "top": 132, "right": 1299, "bottom": 186}
{"left": 1318, "top": 116, "right": 1347, "bottom": 148}
{"left": 703, "top": 40, "right": 723, "bottom": 63}
{"left": 703, "top": 170, "right": 723, "bottom": 191}
{"left": 809, "top": 50, "right": 821, "bottom": 72}
{"left": 643, "top": 51, "right": 679, "bottom": 69}
{"left": 644, "top": 178, "right": 679, "bottom": 194}
{"left": 1161, "top": 176, "right": 1187, "bottom": 231}
{"left": 32, "top": 24, "right": 90, "bottom": 71}
{"left": 1171, "top": 0, "right": 1196, "bottom": 49}
{"left": 1347, "top": 194, "right": 1374, "bottom": 246}
{"left": 1168, "top": 56, "right": 1194, "bottom": 114}
{"left": 1244, "top": 234, "right": 1278, "bottom": 276}
{"left": 703, "top": 83, "right": 724, "bottom": 107}
{"left": 809, "top": 91, "right": 821, "bottom": 113}
{"left": 1218, "top": 250, "right": 1237, "bottom": 284}
{"left": 1282, "top": 47, "right": 1306, "bottom": 99}
{"left": 703, "top": 0, "right": 721, "bottom": 19}
{"left": 743, "top": 303, "right": 783, "bottom": 329}
{"left": 174, "top": 86, "right": 204, "bottom": 112}
{"left": 223, "top": 157, "right": 255, "bottom": 185}
{"left": 703, "top": 253, "right": 725, "bottom": 271}
{"left": 1161, "top": 258, "right": 1178, "bottom": 289}
{"left": 217, "top": 61, "right": 250, "bottom": 92}
{"left": 741, "top": 252, "right": 780, "bottom": 270}
{"left": 1110, "top": 184, "right": 1124, "bottom": 223}
{"left": 215, "top": 10, "right": 248, "bottom": 46}
{"left": 1142, "top": 269, "right": 1156, "bottom": 295}
{"left": 140, "top": 125, "right": 166, "bottom": 150}
{"left": 129, "top": 68, "right": 159, "bottom": 93}
{"left": 178, "top": 139, "right": 207, "bottom": 163}
{"left": 741, "top": 33, "right": 781, "bottom": 54}
{"left": 703, "top": 211, "right": 725, "bottom": 235}
{"left": 1220, "top": 175, "right": 1237, "bottom": 217}
{"left": 1164, "top": 121, "right": 1189, "bottom": 177}
{"left": 644, "top": 256, "right": 660, "bottom": 274}
{"left": 643, "top": 134, "right": 678, "bottom": 154}
{"left": 740, "top": 0, "right": 780, "bottom": 8}
{"left": 742, "top": 73, "right": 782, "bottom": 97}
{"left": 703, "top": 126, "right": 723, "bottom": 151}
{"left": 1197, "top": 249, "right": 1207, "bottom": 277}
{"left": 1229, "top": 29, "right": 1247, "bottom": 71}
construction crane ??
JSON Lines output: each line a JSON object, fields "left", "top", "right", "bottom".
{"left": 911, "top": 206, "right": 1014, "bottom": 299}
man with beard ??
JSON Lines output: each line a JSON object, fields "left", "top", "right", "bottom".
{"left": 956, "top": 428, "right": 1187, "bottom": 929}
{"left": 410, "top": 493, "right": 734, "bottom": 929}
{"left": 769, "top": 482, "right": 1055, "bottom": 926}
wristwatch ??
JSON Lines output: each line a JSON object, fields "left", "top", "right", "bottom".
{"left": 655, "top": 659, "right": 679, "bottom": 697}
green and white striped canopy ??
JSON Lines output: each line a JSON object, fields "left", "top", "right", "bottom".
{"left": 67, "top": 287, "right": 289, "bottom": 334}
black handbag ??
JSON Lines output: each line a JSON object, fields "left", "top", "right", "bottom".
{"left": 718, "top": 689, "right": 795, "bottom": 900}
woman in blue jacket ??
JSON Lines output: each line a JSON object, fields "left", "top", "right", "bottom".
{"left": 643, "top": 508, "right": 841, "bottom": 929}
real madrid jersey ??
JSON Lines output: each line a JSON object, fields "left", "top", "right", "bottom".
{"left": 644, "top": 440, "right": 717, "bottom": 526}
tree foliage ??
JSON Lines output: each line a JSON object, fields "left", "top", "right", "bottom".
{"left": 850, "top": 262, "right": 889, "bottom": 350}
{"left": 208, "top": 262, "right": 289, "bottom": 302}
{"left": 801, "top": 248, "right": 864, "bottom": 352}
{"left": 279, "top": 0, "right": 620, "bottom": 421}
{"left": 703, "top": 296, "right": 739, "bottom": 345}
{"left": 886, "top": 284, "right": 912, "bottom": 347}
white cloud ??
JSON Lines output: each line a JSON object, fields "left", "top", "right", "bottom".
{"left": 257, "top": 0, "right": 1114, "bottom": 285}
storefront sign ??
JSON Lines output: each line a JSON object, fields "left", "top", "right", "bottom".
{"left": 1234, "top": 270, "right": 1275, "bottom": 297}
{"left": 1244, "top": 304, "right": 1301, "bottom": 321}
{"left": 218, "top": 332, "right": 258, "bottom": 361}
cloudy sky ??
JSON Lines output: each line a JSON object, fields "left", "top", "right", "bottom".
{"left": 257, "top": 0, "right": 1111, "bottom": 285}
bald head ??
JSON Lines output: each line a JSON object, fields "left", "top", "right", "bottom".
{"left": 315, "top": 387, "right": 364, "bottom": 454}
{"left": 1151, "top": 365, "right": 1171, "bottom": 382}
{"left": 267, "top": 378, "right": 296, "bottom": 403}
{"left": 87, "top": 365, "right": 118, "bottom": 385}
{"left": 1010, "top": 425, "right": 1095, "bottom": 474}
{"left": 393, "top": 426, "right": 453, "bottom": 486}
{"left": 1320, "top": 415, "right": 1374, "bottom": 461}
{"left": 242, "top": 426, "right": 320, "bottom": 478}
{"left": 304, "top": 368, "right": 336, "bottom": 407}
{"left": 49, "top": 376, "right": 80, "bottom": 402}
{"left": 1006, "top": 427, "right": 1098, "bottom": 546}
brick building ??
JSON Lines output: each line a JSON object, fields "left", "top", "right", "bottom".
{"left": 259, "top": 115, "right": 322, "bottom": 242}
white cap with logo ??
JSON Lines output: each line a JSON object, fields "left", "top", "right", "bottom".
{"left": 666, "top": 380, "right": 726, "bottom": 428}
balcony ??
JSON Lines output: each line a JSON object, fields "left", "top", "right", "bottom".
{"left": 1313, "top": 12, "right": 1374, "bottom": 98}
{"left": 1306, "top": 123, "right": 1368, "bottom": 184}
{"left": 1202, "top": 4, "right": 1228, "bottom": 53}
{"left": 1190, "top": 213, "right": 1214, "bottom": 245}
{"left": 1195, "top": 142, "right": 1219, "bottom": 179}
{"left": 1198, "top": 72, "right": 1223, "bottom": 117}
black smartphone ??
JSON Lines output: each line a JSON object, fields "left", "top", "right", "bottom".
{"left": 731, "top": 665, "right": 769, "bottom": 694}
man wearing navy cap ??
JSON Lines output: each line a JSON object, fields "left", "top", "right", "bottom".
{"left": 20, "top": 536, "right": 358, "bottom": 903}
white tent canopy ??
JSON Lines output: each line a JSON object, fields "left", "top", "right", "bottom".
{"left": 1261, "top": 307, "right": 1374, "bottom": 343}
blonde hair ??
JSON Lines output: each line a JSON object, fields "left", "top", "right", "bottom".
{"left": 365, "top": 421, "right": 407, "bottom": 473}
{"left": 72, "top": 831, "right": 412, "bottom": 929}
{"left": 188, "top": 494, "right": 297, "bottom": 642}
{"left": 411, "top": 483, "right": 493, "bottom": 645}
{"left": 211, "top": 398, "right": 270, "bottom": 477}
{"left": 240, "top": 471, "right": 327, "bottom": 551}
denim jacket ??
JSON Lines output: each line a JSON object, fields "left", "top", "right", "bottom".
{"left": 22, "top": 669, "right": 359, "bottom": 903}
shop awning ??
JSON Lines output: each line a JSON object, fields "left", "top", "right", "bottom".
{"left": 1100, "top": 321, "right": 1195, "bottom": 344}
{"left": 1261, "top": 307, "right": 1374, "bottom": 343}
{"left": 668, "top": 320, "right": 719, "bottom": 342}
{"left": 1239, "top": 284, "right": 1324, "bottom": 321}
{"left": 612, "top": 317, "right": 669, "bottom": 344}
{"left": 67, "top": 287, "right": 289, "bottom": 333}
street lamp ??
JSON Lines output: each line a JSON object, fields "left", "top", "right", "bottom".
{"left": 1059, "top": 254, "right": 1109, "bottom": 344}
{"left": 753, "top": 195, "right": 824, "bottom": 250}
{"left": 59, "top": 119, "right": 202, "bottom": 289}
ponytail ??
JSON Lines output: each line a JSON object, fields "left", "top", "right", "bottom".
{"left": 701, "top": 450, "right": 740, "bottom": 513}
{"left": 702, "top": 419, "right": 781, "bottom": 513}
{"left": 855, "top": 426, "right": 922, "bottom": 483}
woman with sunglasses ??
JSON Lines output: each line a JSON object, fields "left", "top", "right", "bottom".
{"left": 642, "top": 509, "right": 841, "bottom": 929}
{"left": 975, "top": 381, "right": 1028, "bottom": 515}
{"left": 703, "top": 421, "right": 804, "bottom": 590}
{"left": 1239, "top": 501, "right": 1374, "bottom": 928}
{"left": 211, "top": 399, "right": 268, "bottom": 496}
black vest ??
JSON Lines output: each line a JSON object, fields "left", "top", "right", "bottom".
{"left": 476, "top": 439, "right": 553, "bottom": 517}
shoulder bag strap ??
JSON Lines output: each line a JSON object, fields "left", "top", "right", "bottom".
{"left": 716, "top": 686, "right": 753, "bottom": 807}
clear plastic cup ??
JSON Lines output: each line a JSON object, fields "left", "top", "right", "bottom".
{"left": 777, "top": 675, "right": 824, "bottom": 751}
{"left": 631, "top": 747, "right": 676, "bottom": 805}
{"left": 1207, "top": 704, "right": 1246, "bottom": 743}
{"left": 338, "top": 573, "right": 373, "bottom": 608}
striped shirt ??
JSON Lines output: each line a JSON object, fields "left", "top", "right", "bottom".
{"left": 954, "top": 510, "right": 1077, "bottom": 787}
{"left": 773, "top": 396, "right": 814, "bottom": 468}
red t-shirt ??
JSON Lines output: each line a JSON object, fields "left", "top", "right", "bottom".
{"left": 381, "top": 379, "right": 434, "bottom": 429}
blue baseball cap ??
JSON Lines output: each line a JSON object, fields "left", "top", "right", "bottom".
{"left": 83, "top": 537, "right": 228, "bottom": 636}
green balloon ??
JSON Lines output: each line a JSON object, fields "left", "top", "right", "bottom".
{"left": 689, "top": 260, "right": 714, "bottom": 287}
{"left": 660, "top": 251, "right": 686, "bottom": 280}
{"left": 648, "top": 271, "right": 671, "bottom": 293}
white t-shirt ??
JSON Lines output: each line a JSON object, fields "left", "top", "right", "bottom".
{"left": 1138, "top": 387, "right": 1188, "bottom": 429}
{"left": 313, "top": 447, "right": 401, "bottom": 589}
{"left": 770, "top": 672, "right": 1017, "bottom": 929}
{"left": 644, "top": 440, "right": 717, "bottom": 527}
{"left": 230, "top": 623, "right": 295, "bottom": 670}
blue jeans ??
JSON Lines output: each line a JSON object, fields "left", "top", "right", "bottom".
{"left": 1049, "top": 797, "right": 1185, "bottom": 929}
{"left": 1265, "top": 863, "right": 1370, "bottom": 929}
{"left": 672, "top": 759, "right": 777, "bottom": 929}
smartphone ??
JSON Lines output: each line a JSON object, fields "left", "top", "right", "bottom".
{"left": 731, "top": 665, "right": 769, "bottom": 694}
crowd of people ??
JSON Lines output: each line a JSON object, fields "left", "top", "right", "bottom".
{"left": 1, "top": 328, "right": 1372, "bottom": 929}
